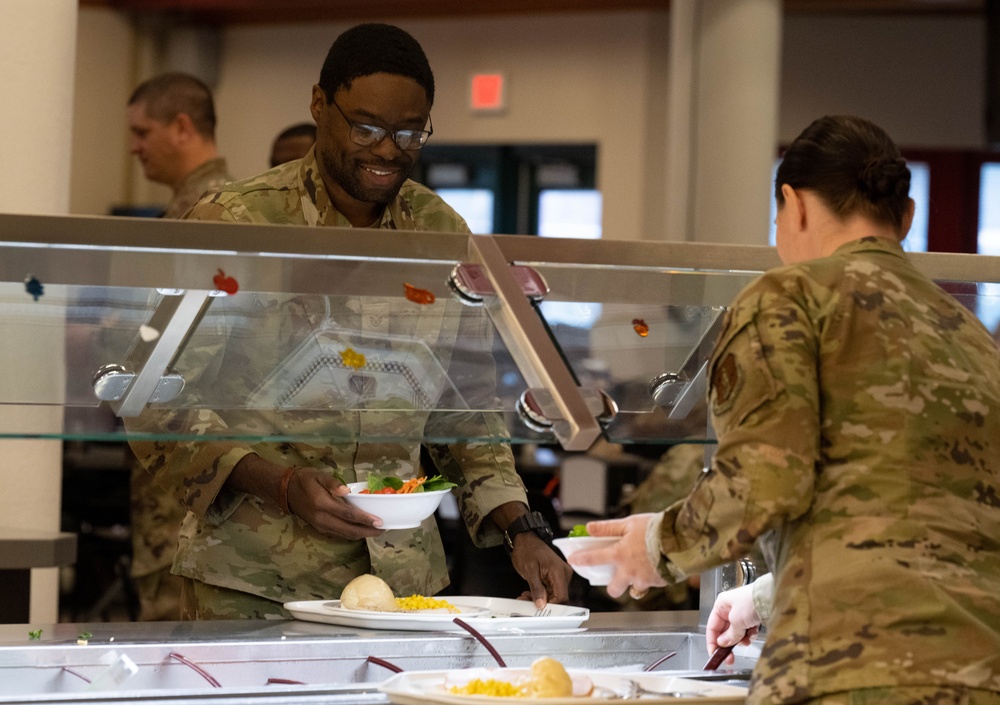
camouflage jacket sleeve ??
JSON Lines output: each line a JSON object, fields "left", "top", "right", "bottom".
{"left": 425, "top": 421, "right": 525, "bottom": 548}
{"left": 131, "top": 174, "right": 294, "bottom": 521}
{"left": 123, "top": 318, "right": 262, "bottom": 525}
{"left": 125, "top": 295, "right": 293, "bottom": 525}
{"left": 751, "top": 571, "right": 774, "bottom": 623}
{"left": 655, "top": 276, "right": 821, "bottom": 579}
{"left": 424, "top": 305, "right": 527, "bottom": 547}
{"left": 165, "top": 158, "right": 233, "bottom": 220}
{"left": 127, "top": 410, "right": 257, "bottom": 526}
{"left": 185, "top": 199, "right": 242, "bottom": 223}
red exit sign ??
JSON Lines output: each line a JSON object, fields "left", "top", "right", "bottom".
{"left": 470, "top": 73, "right": 506, "bottom": 113}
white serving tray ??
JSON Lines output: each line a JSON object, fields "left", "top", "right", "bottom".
{"left": 379, "top": 668, "right": 748, "bottom": 705}
{"left": 285, "top": 596, "right": 589, "bottom": 633}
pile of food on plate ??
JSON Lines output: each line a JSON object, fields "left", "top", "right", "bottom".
{"left": 339, "top": 574, "right": 457, "bottom": 613}
{"left": 357, "top": 474, "right": 456, "bottom": 494}
{"left": 447, "top": 657, "right": 593, "bottom": 698}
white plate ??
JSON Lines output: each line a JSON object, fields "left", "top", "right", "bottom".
{"left": 379, "top": 668, "right": 748, "bottom": 705}
{"left": 285, "top": 596, "right": 589, "bottom": 633}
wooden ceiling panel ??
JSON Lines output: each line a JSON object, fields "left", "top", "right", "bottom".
{"left": 81, "top": 0, "right": 668, "bottom": 24}
{"left": 79, "top": 0, "right": 984, "bottom": 24}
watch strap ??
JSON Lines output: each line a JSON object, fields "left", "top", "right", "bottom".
{"left": 503, "top": 511, "right": 554, "bottom": 553}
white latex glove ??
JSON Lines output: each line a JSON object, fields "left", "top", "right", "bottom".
{"left": 704, "top": 582, "right": 762, "bottom": 666}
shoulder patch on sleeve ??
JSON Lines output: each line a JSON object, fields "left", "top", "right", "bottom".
{"left": 711, "top": 352, "right": 743, "bottom": 415}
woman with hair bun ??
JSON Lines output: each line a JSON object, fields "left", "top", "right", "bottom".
{"left": 571, "top": 116, "right": 1000, "bottom": 705}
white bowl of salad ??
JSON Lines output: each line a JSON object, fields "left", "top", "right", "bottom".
{"left": 552, "top": 526, "right": 620, "bottom": 586}
{"left": 343, "top": 475, "right": 455, "bottom": 530}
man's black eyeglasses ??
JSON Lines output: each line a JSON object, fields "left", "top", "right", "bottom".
{"left": 331, "top": 96, "right": 433, "bottom": 151}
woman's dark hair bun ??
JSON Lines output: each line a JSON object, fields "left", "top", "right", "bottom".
{"left": 858, "top": 157, "right": 910, "bottom": 201}
{"left": 777, "top": 116, "right": 911, "bottom": 232}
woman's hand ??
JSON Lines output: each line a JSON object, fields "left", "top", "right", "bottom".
{"left": 570, "top": 514, "right": 668, "bottom": 599}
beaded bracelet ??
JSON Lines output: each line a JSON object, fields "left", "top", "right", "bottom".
{"left": 278, "top": 466, "right": 300, "bottom": 515}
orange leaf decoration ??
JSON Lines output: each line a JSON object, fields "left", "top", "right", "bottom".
{"left": 404, "top": 283, "right": 435, "bottom": 305}
{"left": 632, "top": 318, "right": 649, "bottom": 337}
{"left": 213, "top": 269, "right": 239, "bottom": 295}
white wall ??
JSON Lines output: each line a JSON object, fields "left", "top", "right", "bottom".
{"left": 71, "top": 8, "right": 988, "bottom": 242}
{"left": 0, "top": 0, "right": 79, "bottom": 625}
{"left": 71, "top": 9, "right": 135, "bottom": 216}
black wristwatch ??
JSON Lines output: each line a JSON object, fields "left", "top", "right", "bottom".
{"left": 503, "top": 511, "right": 554, "bottom": 554}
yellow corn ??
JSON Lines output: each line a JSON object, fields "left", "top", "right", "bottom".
{"left": 450, "top": 679, "right": 525, "bottom": 697}
{"left": 394, "top": 594, "right": 458, "bottom": 612}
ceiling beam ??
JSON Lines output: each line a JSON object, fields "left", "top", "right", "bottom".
{"left": 79, "top": 0, "right": 984, "bottom": 25}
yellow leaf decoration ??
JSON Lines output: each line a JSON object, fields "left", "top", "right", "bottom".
{"left": 341, "top": 348, "right": 366, "bottom": 369}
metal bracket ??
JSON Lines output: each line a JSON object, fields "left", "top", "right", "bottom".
{"left": 516, "top": 387, "right": 618, "bottom": 436}
{"left": 93, "top": 289, "right": 213, "bottom": 417}
{"left": 448, "top": 262, "right": 549, "bottom": 306}
{"left": 648, "top": 308, "right": 727, "bottom": 420}
{"left": 92, "top": 364, "right": 185, "bottom": 404}
{"left": 465, "top": 235, "right": 602, "bottom": 451}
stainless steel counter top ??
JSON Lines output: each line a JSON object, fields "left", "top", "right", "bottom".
{"left": 0, "top": 610, "right": 756, "bottom": 703}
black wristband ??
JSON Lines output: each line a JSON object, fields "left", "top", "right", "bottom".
{"left": 503, "top": 511, "right": 554, "bottom": 554}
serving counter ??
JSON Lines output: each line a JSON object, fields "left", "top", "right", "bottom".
{"left": 1, "top": 212, "right": 998, "bottom": 702}
{"left": 0, "top": 611, "right": 759, "bottom": 703}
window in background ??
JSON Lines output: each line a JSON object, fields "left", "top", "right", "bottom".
{"left": 437, "top": 189, "right": 495, "bottom": 234}
{"left": 903, "top": 161, "right": 930, "bottom": 253}
{"left": 417, "top": 144, "right": 597, "bottom": 236}
{"left": 978, "top": 163, "right": 1000, "bottom": 256}
{"left": 768, "top": 160, "right": 779, "bottom": 247}
{"left": 538, "top": 189, "right": 603, "bottom": 239}
{"left": 976, "top": 282, "right": 1000, "bottom": 337}
{"left": 424, "top": 162, "right": 497, "bottom": 235}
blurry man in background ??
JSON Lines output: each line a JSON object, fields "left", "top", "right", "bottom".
{"left": 125, "top": 72, "right": 233, "bottom": 619}
{"left": 269, "top": 122, "right": 317, "bottom": 168}
{"left": 127, "top": 72, "right": 233, "bottom": 219}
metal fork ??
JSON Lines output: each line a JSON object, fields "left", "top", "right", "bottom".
{"left": 533, "top": 607, "right": 551, "bottom": 617}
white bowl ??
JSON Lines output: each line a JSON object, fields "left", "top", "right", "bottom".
{"left": 343, "top": 482, "right": 451, "bottom": 530}
{"left": 552, "top": 536, "right": 620, "bottom": 586}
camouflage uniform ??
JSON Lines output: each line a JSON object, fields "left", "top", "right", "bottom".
{"left": 621, "top": 444, "right": 706, "bottom": 610}
{"left": 652, "top": 238, "right": 1000, "bottom": 703}
{"left": 130, "top": 156, "right": 233, "bottom": 620}
{"left": 128, "top": 148, "right": 527, "bottom": 617}
{"left": 161, "top": 156, "right": 232, "bottom": 219}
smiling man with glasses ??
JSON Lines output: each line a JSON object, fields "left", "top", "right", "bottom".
{"left": 142, "top": 23, "right": 573, "bottom": 620}
{"left": 311, "top": 71, "right": 434, "bottom": 226}
{"left": 185, "top": 23, "right": 444, "bottom": 230}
